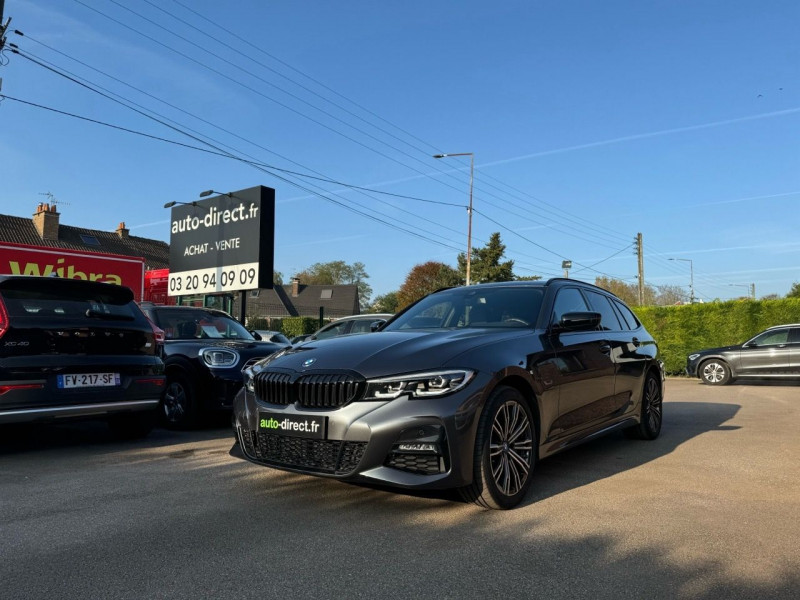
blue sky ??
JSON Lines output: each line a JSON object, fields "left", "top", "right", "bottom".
{"left": 1, "top": 0, "right": 798, "bottom": 302}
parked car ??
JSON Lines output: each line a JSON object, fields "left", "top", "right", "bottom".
{"left": 231, "top": 279, "right": 663, "bottom": 510}
{"left": 686, "top": 324, "right": 800, "bottom": 385}
{"left": 253, "top": 330, "right": 291, "bottom": 347}
{"left": 290, "top": 313, "right": 393, "bottom": 345}
{"left": 0, "top": 276, "right": 165, "bottom": 438}
{"left": 140, "top": 305, "right": 284, "bottom": 428}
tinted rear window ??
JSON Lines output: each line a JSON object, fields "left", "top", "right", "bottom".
{"left": 584, "top": 290, "right": 622, "bottom": 331}
{"left": 0, "top": 279, "right": 137, "bottom": 320}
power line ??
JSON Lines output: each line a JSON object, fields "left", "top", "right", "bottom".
{"left": 73, "top": 1, "right": 635, "bottom": 258}
{"left": 9, "top": 48, "right": 469, "bottom": 254}
{"left": 0, "top": 93, "right": 459, "bottom": 207}
{"left": 73, "top": 0, "right": 481, "bottom": 201}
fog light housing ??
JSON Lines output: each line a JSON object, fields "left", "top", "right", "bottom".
{"left": 385, "top": 425, "right": 448, "bottom": 475}
{"left": 397, "top": 442, "right": 438, "bottom": 453}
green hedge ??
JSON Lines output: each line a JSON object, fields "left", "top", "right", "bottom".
{"left": 280, "top": 316, "right": 326, "bottom": 338}
{"left": 633, "top": 298, "right": 800, "bottom": 374}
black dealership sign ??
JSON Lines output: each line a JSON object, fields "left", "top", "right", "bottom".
{"left": 167, "top": 186, "right": 275, "bottom": 296}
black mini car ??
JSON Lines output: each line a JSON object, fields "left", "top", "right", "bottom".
{"left": 231, "top": 279, "right": 664, "bottom": 509}
{"left": 0, "top": 276, "right": 165, "bottom": 438}
{"left": 140, "top": 305, "right": 284, "bottom": 428}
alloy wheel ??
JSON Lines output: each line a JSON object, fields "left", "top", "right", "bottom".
{"left": 489, "top": 400, "right": 534, "bottom": 497}
{"left": 644, "top": 376, "right": 662, "bottom": 432}
{"left": 163, "top": 382, "right": 187, "bottom": 423}
{"left": 702, "top": 362, "right": 726, "bottom": 384}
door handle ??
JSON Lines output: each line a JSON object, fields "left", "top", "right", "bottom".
{"left": 632, "top": 337, "right": 641, "bottom": 347}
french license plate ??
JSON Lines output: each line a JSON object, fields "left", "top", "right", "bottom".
{"left": 57, "top": 373, "right": 121, "bottom": 389}
{"left": 258, "top": 412, "right": 328, "bottom": 440}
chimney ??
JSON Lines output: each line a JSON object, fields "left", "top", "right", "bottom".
{"left": 291, "top": 278, "right": 300, "bottom": 297}
{"left": 115, "top": 221, "right": 129, "bottom": 239}
{"left": 32, "top": 203, "right": 60, "bottom": 240}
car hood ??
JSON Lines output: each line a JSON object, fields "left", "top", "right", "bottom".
{"left": 264, "top": 328, "right": 533, "bottom": 378}
{"left": 164, "top": 339, "right": 283, "bottom": 359}
{"left": 692, "top": 345, "right": 742, "bottom": 356}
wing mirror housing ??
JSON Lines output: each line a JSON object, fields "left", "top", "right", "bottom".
{"left": 370, "top": 319, "right": 387, "bottom": 332}
{"left": 554, "top": 311, "right": 602, "bottom": 332}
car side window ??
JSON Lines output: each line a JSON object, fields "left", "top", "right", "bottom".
{"left": 583, "top": 290, "right": 622, "bottom": 331}
{"left": 750, "top": 329, "right": 789, "bottom": 346}
{"left": 613, "top": 299, "right": 640, "bottom": 330}
{"left": 350, "top": 319, "right": 375, "bottom": 334}
{"left": 315, "top": 321, "right": 348, "bottom": 340}
{"left": 790, "top": 328, "right": 800, "bottom": 344}
{"left": 551, "top": 288, "right": 590, "bottom": 325}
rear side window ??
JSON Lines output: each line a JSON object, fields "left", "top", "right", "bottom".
{"left": 583, "top": 290, "right": 622, "bottom": 331}
{"left": 613, "top": 299, "right": 640, "bottom": 330}
{"left": 0, "top": 279, "right": 137, "bottom": 320}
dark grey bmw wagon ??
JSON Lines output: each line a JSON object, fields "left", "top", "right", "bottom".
{"left": 231, "top": 279, "right": 664, "bottom": 509}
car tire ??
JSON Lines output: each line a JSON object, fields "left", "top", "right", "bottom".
{"left": 625, "top": 372, "right": 663, "bottom": 440}
{"left": 161, "top": 372, "right": 198, "bottom": 429}
{"left": 460, "top": 386, "right": 536, "bottom": 510}
{"left": 108, "top": 411, "right": 156, "bottom": 440}
{"left": 699, "top": 360, "right": 732, "bottom": 385}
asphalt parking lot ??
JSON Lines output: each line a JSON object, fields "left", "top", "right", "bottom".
{"left": 1, "top": 378, "right": 798, "bottom": 600}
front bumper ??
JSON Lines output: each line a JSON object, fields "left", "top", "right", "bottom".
{"left": 230, "top": 374, "right": 490, "bottom": 491}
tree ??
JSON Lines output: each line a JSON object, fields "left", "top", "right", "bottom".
{"left": 787, "top": 282, "right": 800, "bottom": 298}
{"left": 654, "top": 284, "right": 689, "bottom": 306}
{"left": 295, "top": 261, "right": 373, "bottom": 309}
{"left": 457, "top": 232, "right": 514, "bottom": 283}
{"left": 397, "top": 262, "right": 461, "bottom": 309}
{"left": 371, "top": 291, "right": 399, "bottom": 313}
{"left": 273, "top": 271, "right": 284, "bottom": 286}
{"left": 594, "top": 276, "right": 650, "bottom": 306}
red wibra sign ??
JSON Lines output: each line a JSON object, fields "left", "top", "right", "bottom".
{"left": 0, "top": 242, "right": 145, "bottom": 300}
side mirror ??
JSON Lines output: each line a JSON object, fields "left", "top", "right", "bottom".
{"left": 370, "top": 319, "right": 387, "bottom": 332}
{"left": 554, "top": 311, "right": 602, "bottom": 332}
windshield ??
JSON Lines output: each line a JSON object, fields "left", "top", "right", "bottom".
{"left": 154, "top": 309, "right": 255, "bottom": 341}
{"left": 385, "top": 286, "right": 545, "bottom": 331}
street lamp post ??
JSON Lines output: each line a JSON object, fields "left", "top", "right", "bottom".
{"left": 433, "top": 152, "right": 474, "bottom": 285}
{"left": 729, "top": 283, "right": 756, "bottom": 300}
{"left": 668, "top": 257, "right": 695, "bottom": 303}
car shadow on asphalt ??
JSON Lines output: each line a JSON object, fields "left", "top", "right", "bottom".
{"left": 680, "top": 376, "right": 800, "bottom": 387}
{"left": 1, "top": 400, "right": 738, "bottom": 511}
{"left": 297, "top": 399, "right": 743, "bottom": 509}
{"left": 0, "top": 413, "right": 234, "bottom": 456}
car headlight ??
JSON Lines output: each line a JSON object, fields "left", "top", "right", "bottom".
{"left": 200, "top": 347, "right": 240, "bottom": 367}
{"left": 365, "top": 369, "right": 475, "bottom": 400}
{"left": 688, "top": 353, "right": 701, "bottom": 361}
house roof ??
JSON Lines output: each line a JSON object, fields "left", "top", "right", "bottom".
{"left": 0, "top": 213, "right": 169, "bottom": 270}
{"left": 234, "top": 283, "right": 360, "bottom": 319}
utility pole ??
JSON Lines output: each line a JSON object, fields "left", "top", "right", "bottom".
{"left": 0, "top": 0, "right": 11, "bottom": 56}
{"left": 750, "top": 283, "right": 756, "bottom": 300}
{"left": 635, "top": 233, "right": 644, "bottom": 306}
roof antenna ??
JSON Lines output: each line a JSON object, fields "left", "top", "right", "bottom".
{"left": 38, "top": 192, "right": 71, "bottom": 208}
